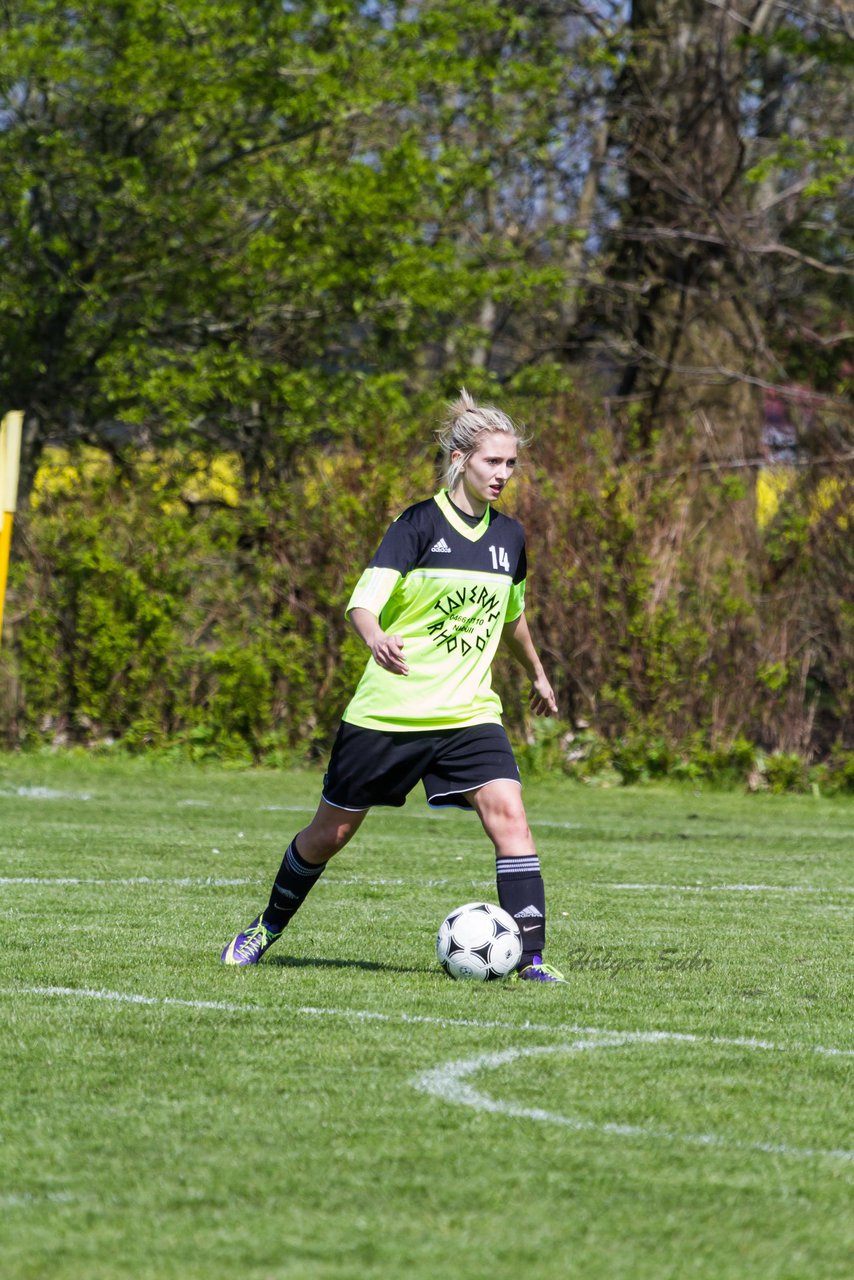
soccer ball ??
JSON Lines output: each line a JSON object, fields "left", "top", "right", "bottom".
{"left": 436, "top": 902, "right": 522, "bottom": 981}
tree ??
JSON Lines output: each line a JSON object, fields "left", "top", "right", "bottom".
{"left": 583, "top": 0, "right": 852, "bottom": 447}
{"left": 603, "top": 1, "right": 766, "bottom": 470}
{"left": 0, "top": 2, "right": 596, "bottom": 496}
{"left": 0, "top": 2, "right": 456, "bottom": 491}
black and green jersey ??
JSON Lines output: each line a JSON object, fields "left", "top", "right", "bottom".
{"left": 343, "top": 490, "right": 527, "bottom": 731}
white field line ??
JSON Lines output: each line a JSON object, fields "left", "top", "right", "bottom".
{"left": 260, "top": 805, "right": 452, "bottom": 820}
{"left": 0, "top": 1191, "right": 76, "bottom": 1208}
{"left": 6, "top": 986, "right": 254, "bottom": 1013}
{"left": 253, "top": 807, "right": 580, "bottom": 827}
{"left": 4, "top": 786, "right": 849, "bottom": 847}
{"left": 258, "top": 805, "right": 317, "bottom": 812}
{"left": 0, "top": 789, "right": 572, "bottom": 825}
{"left": 0, "top": 876, "right": 257, "bottom": 887}
{"left": 411, "top": 1039, "right": 854, "bottom": 1163}
{"left": 603, "top": 882, "right": 854, "bottom": 895}
{"left": 0, "top": 786, "right": 92, "bottom": 800}
{"left": 3, "top": 874, "right": 852, "bottom": 897}
{"left": 0, "top": 791, "right": 444, "bottom": 817}
{"left": 5, "top": 984, "right": 854, "bottom": 1057}
{"left": 6, "top": 986, "right": 853, "bottom": 1162}
{"left": 0, "top": 874, "right": 492, "bottom": 889}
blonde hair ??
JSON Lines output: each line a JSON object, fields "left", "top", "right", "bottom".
{"left": 437, "top": 388, "right": 529, "bottom": 491}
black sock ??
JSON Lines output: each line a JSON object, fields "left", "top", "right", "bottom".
{"left": 496, "top": 854, "right": 546, "bottom": 966}
{"left": 261, "top": 837, "right": 326, "bottom": 933}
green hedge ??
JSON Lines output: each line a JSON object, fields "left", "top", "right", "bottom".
{"left": 1, "top": 405, "right": 852, "bottom": 790}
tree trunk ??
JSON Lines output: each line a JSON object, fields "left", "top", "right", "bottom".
{"left": 612, "top": 0, "right": 767, "bottom": 554}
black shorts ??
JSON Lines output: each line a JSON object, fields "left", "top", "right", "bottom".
{"left": 322, "top": 721, "right": 521, "bottom": 812}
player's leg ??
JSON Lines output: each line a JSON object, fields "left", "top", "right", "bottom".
{"left": 221, "top": 800, "right": 367, "bottom": 966}
{"left": 221, "top": 722, "right": 428, "bottom": 966}
{"left": 467, "top": 779, "right": 564, "bottom": 983}
{"left": 221, "top": 716, "right": 374, "bottom": 966}
{"left": 466, "top": 777, "right": 541, "bottom": 950}
{"left": 421, "top": 725, "right": 562, "bottom": 980}
{"left": 263, "top": 799, "right": 368, "bottom": 926}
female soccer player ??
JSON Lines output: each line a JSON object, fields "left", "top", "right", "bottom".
{"left": 221, "top": 389, "right": 565, "bottom": 981}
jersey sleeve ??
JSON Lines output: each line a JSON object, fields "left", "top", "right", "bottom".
{"left": 504, "top": 541, "right": 526, "bottom": 623}
{"left": 512, "top": 543, "right": 527, "bottom": 586}
{"left": 344, "top": 509, "right": 423, "bottom": 619}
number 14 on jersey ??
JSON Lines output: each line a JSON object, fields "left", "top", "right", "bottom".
{"left": 488, "top": 545, "right": 510, "bottom": 572}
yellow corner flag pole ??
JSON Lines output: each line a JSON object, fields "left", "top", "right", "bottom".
{"left": 0, "top": 411, "right": 24, "bottom": 650}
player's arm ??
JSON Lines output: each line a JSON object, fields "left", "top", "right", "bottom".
{"left": 345, "top": 507, "right": 424, "bottom": 677}
{"left": 349, "top": 607, "right": 409, "bottom": 676}
{"left": 501, "top": 613, "right": 557, "bottom": 716}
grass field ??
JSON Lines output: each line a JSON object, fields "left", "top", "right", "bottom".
{"left": 1, "top": 752, "right": 852, "bottom": 1280}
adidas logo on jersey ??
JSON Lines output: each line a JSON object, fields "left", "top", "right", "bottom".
{"left": 431, "top": 538, "right": 452, "bottom": 553}
{"left": 515, "top": 904, "right": 544, "bottom": 919}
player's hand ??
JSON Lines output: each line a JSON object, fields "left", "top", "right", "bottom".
{"left": 529, "top": 674, "right": 558, "bottom": 717}
{"left": 371, "top": 632, "right": 409, "bottom": 676}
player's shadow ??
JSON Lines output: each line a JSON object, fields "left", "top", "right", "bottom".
{"left": 266, "top": 954, "right": 424, "bottom": 975}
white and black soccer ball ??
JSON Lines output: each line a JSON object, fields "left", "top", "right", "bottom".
{"left": 436, "top": 902, "right": 522, "bottom": 981}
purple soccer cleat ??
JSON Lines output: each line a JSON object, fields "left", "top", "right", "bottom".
{"left": 512, "top": 955, "right": 567, "bottom": 983}
{"left": 221, "top": 917, "right": 281, "bottom": 966}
